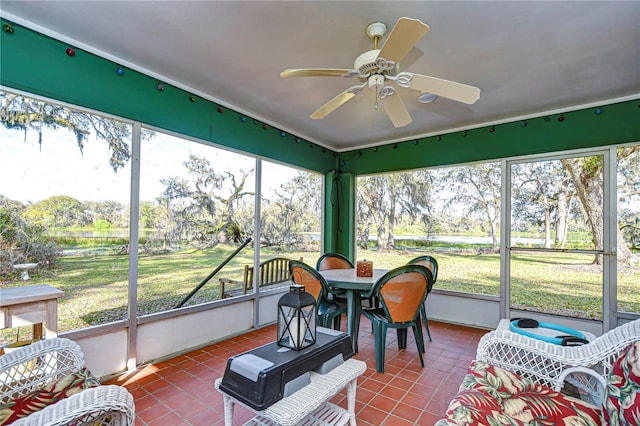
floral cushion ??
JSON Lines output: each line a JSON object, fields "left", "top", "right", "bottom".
{"left": 603, "top": 341, "right": 640, "bottom": 425}
{"left": 438, "top": 360, "right": 601, "bottom": 425}
{"left": 0, "top": 368, "right": 99, "bottom": 425}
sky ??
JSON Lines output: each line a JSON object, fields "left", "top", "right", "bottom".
{"left": 0, "top": 126, "right": 299, "bottom": 205}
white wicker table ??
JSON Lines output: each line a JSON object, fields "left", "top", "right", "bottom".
{"left": 0, "top": 284, "right": 64, "bottom": 341}
{"left": 215, "top": 358, "right": 366, "bottom": 426}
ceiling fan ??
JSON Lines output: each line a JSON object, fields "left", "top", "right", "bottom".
{"left": 280, "top": 17, "right": 481, "bottom": 128}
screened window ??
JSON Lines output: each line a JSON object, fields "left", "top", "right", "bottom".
{"left": 356, "top": 163, "right": 501, "bottom": 296}
{"left": 137, "top": 130, "right": 256, "bottom": 310}
{"left": 0, "top": 91, "right": 132, "bottom": 341}
{"left": 259, "top": 161, "right": 322, "bottom": 277}
{"left": 617, "top": 144, "right": 640, "bottom": 315}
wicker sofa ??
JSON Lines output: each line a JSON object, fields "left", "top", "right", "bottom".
{"left": 0, "top": 338, "right": 134, "bottom": 426}
{"left": 437, "top": 319, "right": 640, "bottom": 425}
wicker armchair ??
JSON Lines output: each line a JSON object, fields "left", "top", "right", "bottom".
{"left": 437, "top": 319, "right": 640, "bottom": 425}
{"left": 0, "top": 338, "right": 134, "bottom": 426}
{"left": 475, "top": 318, "right": 640, "bottom": 405}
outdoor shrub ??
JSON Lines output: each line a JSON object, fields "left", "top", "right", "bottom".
{"left": 0, "top": 208, "right": 61, "bottom": 280}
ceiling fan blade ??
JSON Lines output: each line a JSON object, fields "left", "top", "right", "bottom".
{"left": 378, "top": 17, "right": 430, "bottom": 64}
{"left": 407, "top": 73, "right": 481, "bottom": 105}
{"left": 281, "top": 68, "right": 355, "bottom": 78}
{"left": 401, "top": 46, "right": 424, "bottom": 69}
{"left": 310, "top": 89, "right": 357, "bottom": 119}
{"left": 380, "top": 92, "right": 412, "bottom": 128}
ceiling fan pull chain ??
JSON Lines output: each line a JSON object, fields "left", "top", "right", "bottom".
{"left": 375, "top": 85, "right": 379, "bottom": 110}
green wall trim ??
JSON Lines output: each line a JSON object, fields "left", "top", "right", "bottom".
{"left": 0, "top": 19, "right": 337, "bottom": 173}
{"left": 2, "top": 19, "right": 637, "bottom": 177}
{"left": 338, "top": 99, "right": 640, "bottom": 175}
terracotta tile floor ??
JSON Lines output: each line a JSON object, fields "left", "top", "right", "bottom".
{"left": 107, "top": 318, "right": 487, "bottom": 425}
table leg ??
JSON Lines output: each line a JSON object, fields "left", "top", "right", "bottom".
{"left": 45, "top": 299, "right": 58, "bottom": 338}
{"left": 346, "top": 290, "right": 363, "bottom": 353}
{"left": 32, "top": 323, "right": 43, "bottom": 341}
{"left": 346, "top": 378, "right": 357, "bottom": 426}
{"left": 222, "top": 395, "right": 235, "bottom": 426}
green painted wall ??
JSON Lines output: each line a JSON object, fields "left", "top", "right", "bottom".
{"left": 2, "top": 19, "right": 638, "bottom": 260}
{"left": 0, "top": 19, "right": 337, "bottom": 174}
{"left": 2, "top": 18, "right": 638, "bottom": 178}
{"left": 338, "top": 100, "right": 640, "bottom": 175}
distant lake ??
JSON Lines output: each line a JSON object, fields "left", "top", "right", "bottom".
{"left": 49, "top": 229, "right": 153, "bottom": 238}
{"left": 51, "top": 230, "right": 555, "bottom": 247}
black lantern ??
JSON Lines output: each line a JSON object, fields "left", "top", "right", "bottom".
{"left": 277, "top": 285, "right": 317, "bottom": 351}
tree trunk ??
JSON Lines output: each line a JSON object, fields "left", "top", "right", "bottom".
{"left": 359, "top": 226, "right": 370, "bottom": 249}
{"left": 387, "top": 186, "right": 396, "bottom": 248}
{"left": 556, "top": 189, "right": 569, "bottom": 248}
{"left": 544, "top": 205, "right": 552, "bottom": 248}
{"left": 490, "top": 219, "right": 499, "bottom": 251}
{"left": 377, "top": 223, "right": 388, "bottom": 250}
{"left": 561, "top": 158, "right": 633, "bottom": 263}
{"left": 562, "top": 159, "right": 604, "bottom": 263}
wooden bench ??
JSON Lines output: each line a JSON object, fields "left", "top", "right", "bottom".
{"left": 219, "top": 257, "right": 302, "bottom": 299}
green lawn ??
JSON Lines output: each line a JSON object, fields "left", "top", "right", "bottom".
{"left": 2, "top": 244, "right": 638, "bottom": 344}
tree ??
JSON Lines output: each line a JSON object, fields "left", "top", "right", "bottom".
{"left": 84, "top": 200, "right": 128, "bottom": 228}
{"left": 183, "top": 154, "right": 254, "bottom": 243}
{"left": 0, "top": 208, "right": 61, "bottom": 279}
{"left": 1, "top": 92, "right": 135, "bottom": 172}
{"left": 261, "top": 172, "right": 321, "bottom": 247}
{"left": 154, "top": 154, "right": 255, "bottom": 247}
{"left": 155, "top": 176, "right": 191, "bottom": 250}
{"left": 357, "top": 175, "right": 390, "bottom": 250}
{"left": 511, "top": 161, "right": 575, "bottom": 248}
{"left": 561, "top": 147, "right": 638, "bottom": 263}
{"left": 554, "top": 172, "right": 577, "bottom": 248}
{"left": 398, "top": 170, "right": 440, "bottom": 244}
{"left": 357, "top": 170, "right": 439, "bottom": 250}
{"left": 617, "top": 146, "right": 640, "bottom": 251}
{"left": 0, "top": 195, "right": 25, "bottom": 214}
{"left": 23, "top": 195, "right": 88, "bottom": 228}
{"left": 444, "top": 164, "right": 501, "bottom": 251}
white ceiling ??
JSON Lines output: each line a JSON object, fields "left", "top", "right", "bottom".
{"left": 2, "top": 1, "right": 639, "bottom": 152}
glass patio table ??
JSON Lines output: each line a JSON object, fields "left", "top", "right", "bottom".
{"left": 319, "top": 268, "right": 388, "bottom": 353}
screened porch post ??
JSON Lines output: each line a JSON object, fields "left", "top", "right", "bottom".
{"left": 323, "top": 171, "right": 356, "bottom": 261}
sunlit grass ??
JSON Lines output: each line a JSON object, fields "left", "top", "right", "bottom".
{"left": 2, "top": 244, "right": 638, "bottom": 344}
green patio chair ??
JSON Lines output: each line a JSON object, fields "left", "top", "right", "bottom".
{"left": 289, "top": 260, "right": 347, "bottom": 330}
{"left": 362, "top": 264, "right": 432, "bottom": 373}
{"left": 316, "top": 252, "right": 354, "bottom": 271}
{"left": 406, "top": 255, "right": 438, "bottom": 342}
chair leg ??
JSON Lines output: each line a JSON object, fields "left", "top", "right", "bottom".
{"left": 420, "top": 304, "right": 432, "bottom": 342}
{"left": 373, "top": 321, "right": 388, "bottom": 373}
{"left": 414, "top": 316, "right": 426, "bottom": 354}
{"left": 319, "top": 314, "right": 330, "bottom": 328}
{"left": 332, "top": 313, "right": 342, "bottom": 331}
{"left": 397, "top": 328, "right": 408, "bottom": 349}
{"left": 412, "top": 325, "right": 425, "bottom": 367}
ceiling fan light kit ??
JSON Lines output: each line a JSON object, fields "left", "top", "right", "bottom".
{"left": 418, "top": 93, "right": 437, "bottom": 104}
{"left": 281, "top": 17, "right": 481, "bottom": 128}
{"left": 368, "top": 74, "right": 385, "bottom": 89}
